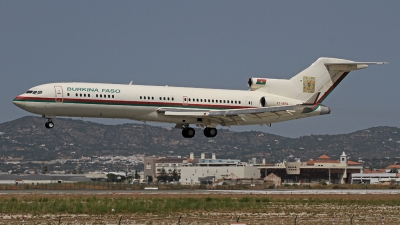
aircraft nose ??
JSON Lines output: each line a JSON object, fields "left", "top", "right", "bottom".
{"left": 13, "top": 96, "right": 25, "bottom": 108}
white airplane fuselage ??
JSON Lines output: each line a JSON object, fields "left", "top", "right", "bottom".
{"left": 13, "top": 83, "right": 319, "bottom": 125}
{"left": 13, "top": 57, "right": 385, "bottom": 138}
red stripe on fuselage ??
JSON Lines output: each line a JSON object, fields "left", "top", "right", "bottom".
{"left": 13, "top": 96, "right": 254, "bottom": 110}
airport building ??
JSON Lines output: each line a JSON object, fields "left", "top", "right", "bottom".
{"left": 0, "top": 174, "right": 90, "bottom": 185}
{"left": 144, "top": 153, "right": 259, "bottom": 184}
{"left": 259, "top": 152, "right": 363, "bottom": 184}
{"left": 351, "top": 173, "right": 398, "bottom": 184}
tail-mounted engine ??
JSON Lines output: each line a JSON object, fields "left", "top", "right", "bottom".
{"left": 248, "top": 78, "right": 267, "bottom": 91}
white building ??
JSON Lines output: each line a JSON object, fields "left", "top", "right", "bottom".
{"left": 351, "top": 173, "right": 398, "bottom": 184}
{"left": 179, "top": 153, "right": 259, "bottom": 185}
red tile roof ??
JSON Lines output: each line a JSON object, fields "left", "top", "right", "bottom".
{"left": 386, "top": 165, "right": 400, "bottom": 169}
{"left": 318, "top": 154, "right": 330, "bottom": 159}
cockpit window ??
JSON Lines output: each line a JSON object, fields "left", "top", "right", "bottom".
{"left": 32, "top": 91, "right": 37, "bottom": 94}
{"left": 37, "top": 91, "right": 42, "bottom": 94}
{"left": 26, "top": 90, "right": 33, "bottom": 94}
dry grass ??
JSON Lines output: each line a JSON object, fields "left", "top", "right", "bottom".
{"left": 1, "top": 193, "right": 399, "bottom": 224}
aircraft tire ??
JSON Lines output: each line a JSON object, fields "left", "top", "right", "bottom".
{"left": 182, "top": 128, "right": 195, "bottom": 138}
{"left": 45, "top": 122, "right": 54, "bottom": 129}
{"left": 204, "top": 128, "right": 217, "bottom": 138}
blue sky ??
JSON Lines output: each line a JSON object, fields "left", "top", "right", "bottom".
{"left": 1, "top": 1, "right": 398, "bottom": 137}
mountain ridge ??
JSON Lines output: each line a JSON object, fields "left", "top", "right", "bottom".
{"left": 0, "top": 116, "right": 399, "bottom": 163}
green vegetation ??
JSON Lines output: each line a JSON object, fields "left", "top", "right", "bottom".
{"left": 0, "top": 195, "right": 399, "bottom": 215}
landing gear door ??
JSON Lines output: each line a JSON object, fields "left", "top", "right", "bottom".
{"left": 54, "top": 86, "right": 63, "bottom": 102}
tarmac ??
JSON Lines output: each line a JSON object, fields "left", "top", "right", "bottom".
{"left": 1, "top": 189, "right": 400, "bottom": 195}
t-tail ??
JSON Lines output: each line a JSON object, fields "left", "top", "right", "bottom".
{"left": 248, "top": 57, "right": 387, "bottom": 110}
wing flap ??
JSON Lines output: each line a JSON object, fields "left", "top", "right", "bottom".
{"left": 158, "top": 105, "right": 299, "bottom": 126}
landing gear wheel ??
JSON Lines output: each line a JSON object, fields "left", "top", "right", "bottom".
{"left": 182, "top": 127, "right": 195, "bottom": 138}
{"left": 204, "top": 127, "right": 217, "bottom": 138}
{"left": 45, "top": 119, "right": 54, "bottom": 129}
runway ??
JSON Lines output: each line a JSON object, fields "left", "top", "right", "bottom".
{"left": 1, "top": 189, "right": 400, "bottom": 195}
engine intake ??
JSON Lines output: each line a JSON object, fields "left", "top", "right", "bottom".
{"left": 248, "top": 77, "right": 267, "bottom": 91}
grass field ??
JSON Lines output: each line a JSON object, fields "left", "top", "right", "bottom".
{"left": 1, "top": 193, "right": 399, "bottom": 224}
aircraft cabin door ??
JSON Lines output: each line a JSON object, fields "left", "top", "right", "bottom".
{"left": 54, "top": 86, "right": 63, "bottom": 102}
{"left": 182, "top": 96, "right": 188, "bottom": 106}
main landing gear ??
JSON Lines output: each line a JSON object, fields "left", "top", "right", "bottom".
{"left": 204, "top": 127, "right": 217, "bottom": 138}
{"left": 181, "top": 126, "right": 218, "bottom": 138}
{"left": 45, "top": 118, "right": 54, "bottom": 129}
{"left": 182, "top": 127, "right": 195, "bottom": 138}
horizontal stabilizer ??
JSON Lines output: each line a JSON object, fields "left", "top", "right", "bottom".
{"left": 325, "top": 61, "right": 388, "bottom": 71}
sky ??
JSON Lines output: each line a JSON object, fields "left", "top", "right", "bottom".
{"left": 1, "top": 1, "right": 399, "bottom": 138}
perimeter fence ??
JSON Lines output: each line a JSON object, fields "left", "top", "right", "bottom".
{"left": 2, "top": 214, "right": 398, "bottom": 224}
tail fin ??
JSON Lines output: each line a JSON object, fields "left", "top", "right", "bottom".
{"left": 253, "top": 57, "right": 386, "bottom": 105}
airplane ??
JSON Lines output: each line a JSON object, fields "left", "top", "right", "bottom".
{"left": 13, "top": 57, "right": 386, "bottom": 138}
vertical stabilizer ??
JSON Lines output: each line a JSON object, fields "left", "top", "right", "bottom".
{"left": 254, "top": 58, "right": 386, "bottom": 107}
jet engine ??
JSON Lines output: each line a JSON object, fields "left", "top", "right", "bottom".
{"left": 248, "top": 77, "right": 267, "bottom": 91}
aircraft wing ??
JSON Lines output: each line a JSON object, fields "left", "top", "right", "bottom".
{"left": 157, "top": 105, "right": 300, "bottom": 127}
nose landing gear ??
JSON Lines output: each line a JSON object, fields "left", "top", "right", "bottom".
{"left": 45, "top": 118, "right": 54, "bottom": 129}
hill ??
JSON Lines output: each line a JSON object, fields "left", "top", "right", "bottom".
{"left": 0, "top": 116, "right": 399, "bottom": 163}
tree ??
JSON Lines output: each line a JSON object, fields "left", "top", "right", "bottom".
{"left": 134, "top": 170, "right": 140, "bottom": 179}
{"left": 171, "top": 169, "right": 180, "bottom": 182}
{"left": 156, "top": 167, "right": 168, "bottom": 182}
{"left": 390, "top": 168, "right": 398, "bottom": 173}
{"left": 42, "top": 166, "right": 48, "bottom": 174}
